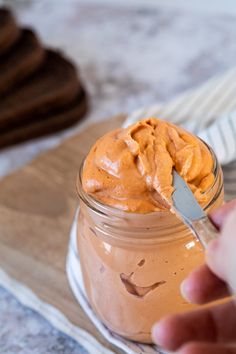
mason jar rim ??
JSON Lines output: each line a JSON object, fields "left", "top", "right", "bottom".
{"left": 76, "top": 141, "right": 223, "bottom": 244}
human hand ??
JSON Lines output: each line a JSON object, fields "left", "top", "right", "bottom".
{"left": 152, "top": 199, "right": 236, "bottom": 354}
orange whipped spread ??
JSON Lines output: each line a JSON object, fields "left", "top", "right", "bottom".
{"left": 82, "top": 118, "right": 214, "bottom": 212}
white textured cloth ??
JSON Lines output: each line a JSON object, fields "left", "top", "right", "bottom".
{"left": 67, "top": 67, "right": 236, "bottom": 354}
{"left": 124, "top": 68, "right": 236, "bottom": 201}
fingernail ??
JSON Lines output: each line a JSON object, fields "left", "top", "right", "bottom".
{"left": 206, "top": 239, "right": 219, "bottom": 259}
{"left": 180, "top": 279, "right": 192, "bottom": 303}
{"left": 206, "top": 238, "right": 227, "bottom": 280}
{"left": 151, "top": 323, "right": 163, "bottom": 345}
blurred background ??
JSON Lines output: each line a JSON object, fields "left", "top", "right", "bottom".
{"left": 1, "top": 0, "right": 236, "bottom": 177}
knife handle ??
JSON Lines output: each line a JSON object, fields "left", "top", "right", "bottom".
{"left": 191, "top": 217, "right": 219, "bottom": 249}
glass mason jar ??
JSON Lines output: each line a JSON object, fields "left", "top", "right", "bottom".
{"left": 76, "top": 147, "right": 223, "bottom": 343}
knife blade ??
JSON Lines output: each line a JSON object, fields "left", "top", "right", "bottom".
{"left": 172, "top": 169, "right": 219, "bottom": 249}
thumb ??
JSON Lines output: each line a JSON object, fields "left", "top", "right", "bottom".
{"left": 206, "top": 207, "right": 236, "bottom": 296}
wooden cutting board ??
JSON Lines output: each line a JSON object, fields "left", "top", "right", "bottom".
{"left": 0, "top": 115, "right": 126, "bottom": 354}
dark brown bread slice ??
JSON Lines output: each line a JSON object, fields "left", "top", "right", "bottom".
{"left": 0, "top": 91, "right": 88, "bottom": 148}
{"left": 0, "top": 8, "right": 20, "bottom": 55}
{"left": 1, "top": 86, "right": 87, "bottom": 132}
{"left": 0, "top": 50, "right": 81, "bottom": 129}
{"left": 0, "top": 29, "right": 45, "bottom": 96}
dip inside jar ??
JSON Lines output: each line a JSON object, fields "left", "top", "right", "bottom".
{"left": 82, "top": 118, "right": 215, "bottom": 212}
{"left": 76, "top": 118, "right": 224, "bottom": 343}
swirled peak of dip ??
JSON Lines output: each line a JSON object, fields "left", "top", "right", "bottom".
{"left": 81, "top": 118, "right": 214, "bottom": 213}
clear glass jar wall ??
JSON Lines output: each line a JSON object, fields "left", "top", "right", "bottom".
{"left": 76, "top": 149, "right": 224, "bottom": 343}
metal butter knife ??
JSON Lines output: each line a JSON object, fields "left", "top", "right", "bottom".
{"left": 172, "top": 169, "right": 219, "bottom": 249}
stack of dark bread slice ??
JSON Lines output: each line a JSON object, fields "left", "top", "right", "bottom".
{"left": 0, "top": 8, "right": 88, "bottom": 148}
